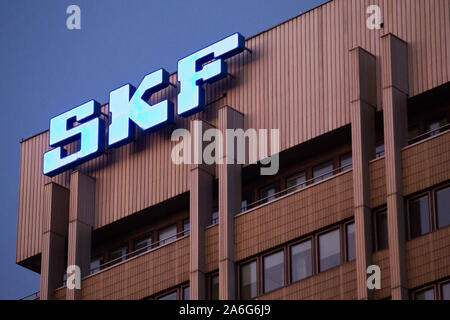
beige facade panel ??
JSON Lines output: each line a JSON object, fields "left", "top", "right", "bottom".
{"left": 17, "top": 0, "right": 450, "bottom": 264}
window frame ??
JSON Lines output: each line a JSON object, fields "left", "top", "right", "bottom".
{"left": 261, "top": 247, "right": 287, "bottom": 294}
{"left": 259, "top": 183, "right": 280, "bottom": 204}
{"left": 434, "top": 184, "right": 450, "bottom": 230}
{"left": 406, "top": 191, "right": 432, "bottom": 240}
{"left": 288, "top": 236, "right": 314, "bottom": 284}
{"left": 316, "top": 226, "right": 343, "bottom": 273}
{"left": 344, "top": 221, "right": 356, "bottom": 262}
{"left": 373, "top": 208, "right": 389, "bottom": 252}
{"left": 312, "top": 159, "right": 334, "bottom": 183}
{"left": 238, "top": 258, "right": 259, "bottom": 300}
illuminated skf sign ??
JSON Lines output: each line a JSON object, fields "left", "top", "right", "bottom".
{"left": 43, "top": 33, "right": 245, "bottom": 177}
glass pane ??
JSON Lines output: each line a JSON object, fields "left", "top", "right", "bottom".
{"left": 240, "top": 261, "right": 257, "bottom": 299}
{"left": 312, "top": 161, "right": 333, "bottom": 183}
{"left": 427, "top": 117, "right": 447, "bottom": 136}
{"left": 290, "top": 240, "right": 312, "bottom": 282}
{"left": 340, "top": 153, "right": 352, "bottom": 170}
{"left": 436, "top": 187, "right": 450, "bottom": 229}
{"left": 183, "top": 286, "right": 190, "bottom": 300}
{"left": 109, "top": 246, "right": 127, "bottom": 265}
{"left": 375, "top": 141, "right": 385, "bottom": 158}
{"left": 346, "top": 223, "right": 356, "bottom": 261}
{"left": 90, "top": 256, "right": 104, "bottom": 274}
{"left": 260, "top": 185, "right": 278, "bottom": 203}
{"left": 159, "top": 224, "right": 177, "bottom": 245}
{"left": 319, "top": 229, "right": 341, "bottom": 272}
{"left": 211, "top": 275, "right": 219, "bottom": 300}
{"left": 414, "top": 288, "right": 435, "bottom": 300}
{"left": 263, "top": 251, "right": 284, "bottom": 293}
{"left": 183, "top": 218, "right": 190, "bottom": 236}
{"left": 158, "top": 291, "right": 177, "bottom": 300}
{"left": 211, "top": 209, "right": 219, "bottom": 225}
{"left": 409, "top": 195, "right": 430, "bottom": 238}
{"left": 441, "top": 282, "right": 450, "bottom": 300}
{"left": 376, "top": 211, "right": 389, "bottom": 250}
{"left": 408, "top": 126, "right": 419, "bottom": 141}
{"left": 134, "top": 236, "right": 152, "bottom": 255}
{"left": 241, "top": 200, "right": 248, "bottom": 212}
{"left": 286, "top": 172, "right": 306, "bottom": 193}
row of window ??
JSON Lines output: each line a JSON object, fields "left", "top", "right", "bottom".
{"left": 407, "top": 184, "right": 450, "bottom": 239}
{"left": 238, "top": 220, "right": 355, "bottom": 299}
{"left": 412, "top": 279, "right": 450, "bottom": 300}
{"left": 90, "top": 218, "right": 190, "bottom": 274}
{"left": 371, "top": 184, "right": 450, "bottom": 253}
{"left": 151, "top": 284, "right": 190, "bottom": 300}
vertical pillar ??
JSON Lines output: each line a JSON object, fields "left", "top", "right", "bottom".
{"left": 40, "top": 182, "right": 69, "bottom": 300}
{"left": 218, "top": 106, "right": 244, "bottom": 300}
{"left": 66, "top": 171, "right": 96, "bottom": 300}
{"left": 381, "top": 33, "right": 409, "bottom": 300}
{"left": 350, "top": 47, "right": 377, "bottom": 300}
{"left": 189, "top": 119, "right": 215, "bottom": 300}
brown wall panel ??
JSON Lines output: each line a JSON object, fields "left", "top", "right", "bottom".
{"left": 81, "top": 236, "right": 189, "bottom": 300}
{"left": 369, "top": 157, "right": 387, "bottom": 208}
{"left": 406, "top": 227, "right": 450, "bottom": 289}
{"left": 235, "top": 171, "right": 354, "bottom": 262}
{"left": 205, "top": 225, "right": 219, "bottom": 273}
{"left": 402, "top": 130, "right": 450, "bottom": 196}
{"left": 256, "top": 262, "right": 357, "bottom": 300}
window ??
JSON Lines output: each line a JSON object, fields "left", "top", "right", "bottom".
{"left": 441, "top": 282, "right": 450, "bottom": 300}
{"left": 412, "top": 280, "right": 450, "bottom": 300}
{"left": 240, "top": 261, "right": 257, "bottom": 299}
{"left": 211, "top": 209, "right": 219, "bottom": 225}
{"left": 290, "top": 240, "right": 312, "bottom": 282}
{"left": 211, "top": 274, "right": 219, "bottom": 300}
{"left": 414, "top": 288, "right": 435, "bottom": 300}
{"left": 158, "top": 224, "right": 177, "bottom": 246}
{"left": 182, "top": 286, "right": 190, "bottom": 300}
{"left": 157, "top": 291, "right": 177, "bottom": 300}
{"left": 241, "top": 200, "right": 248, "bottom": 212}
{"left": 374, "top": 210, "right": 388, "bottom": 251}
{"left": 426, "top": 117, "right": 448, "bottom": 136}
{"left": 408, "top": 125, "right": 419, "bottom": 141}
{"left": 340, "top": 153, "right": 352, "bottom": 171}
{"left": 90, "top": 256, "right": 104, "bottom": 274}
{"left": 435, "top": 186, "right": 450, "bottom": 229}
{"left": 183, "top": 218, "right": 190, "bottom": 236}
{"left": 259, "top": 184, "right": 278, "bottom": 204}
{"left": 312, "top": 160, "right": 333, "bottom": 183}
{"left": 263, "top": 250, "right": 284, "bottom": 293}
{"left": 109, "top": 245, "right": 127, "bottom": 266}
{"left": 346, "top": 222, "right": 356, "bottom": 261}
{"left": 286, "top": 172, "right": 306, "bottom": 193}
{"left": 375, "top": 140, "right": 385, "bottom": 158}
{"left": 318, "top": 228, "right": 341, "bottom": 272}
{"left": 409, "top": 195, "right": 430, "bottom": 238}
{"left": 134, "top": 236, "right": 152, "bottom": 256}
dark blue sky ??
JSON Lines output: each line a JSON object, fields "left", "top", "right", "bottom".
{"left": 0, "top": 0, "right": 326, "bottom": 299}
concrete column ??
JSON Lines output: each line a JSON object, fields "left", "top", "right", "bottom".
{"left": 189, "top": 119, "right": 215, "bottom": 300}
{"left": 40, "top": 182, "right": 69, "bottom": 300}
{"left": 218, "top": 106, "right": 244, "bottom": 300}
{"left": 66, "top": 171, "right": 96, "bottom": 300}
{"left": 350, "top": 47, "right": 377, "bottom": 300}
{"left": 381, "top": 33, "right": 409, "bottom": 300}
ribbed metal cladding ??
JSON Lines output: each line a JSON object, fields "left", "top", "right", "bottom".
{"left": 17, "top": 0, "right": 450, "bottom": 264}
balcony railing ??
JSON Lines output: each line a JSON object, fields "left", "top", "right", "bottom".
{"left": 19, "top": 290, "right": 40, "bottom": 300}
{"left": 240, "top": 163, "right": 353, "bottom": 213}
{"left": 89, "top": 229, "right": 189, "bottom": 275}
{"left": 408, "top": 123, "right": 450, "bottom": 145}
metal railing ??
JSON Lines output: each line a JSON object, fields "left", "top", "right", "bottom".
{"left": 240, "top": 163, "right": 353, "bottom": 213}
{"left": 89, "top": 228, "right": 189, "bottom": 275}
{"left": 19, "top": 290, "right": 40, "bottom": 300}
{"left": 408, "top": 123, "right": 450, "bottom": 145}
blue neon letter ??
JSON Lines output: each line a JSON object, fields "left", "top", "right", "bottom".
{"left": 177, "top": 33, "right": 245, "bottom": 117}
{"left": 108, "top": 69, "right": 174, "bottom": 146}
{"left": 43, "top": 100, "right": 105, "bottom": 177}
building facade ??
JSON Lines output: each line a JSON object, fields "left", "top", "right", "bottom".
{"left": 17, "top": 0, "right": 450, "bottom": 300}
